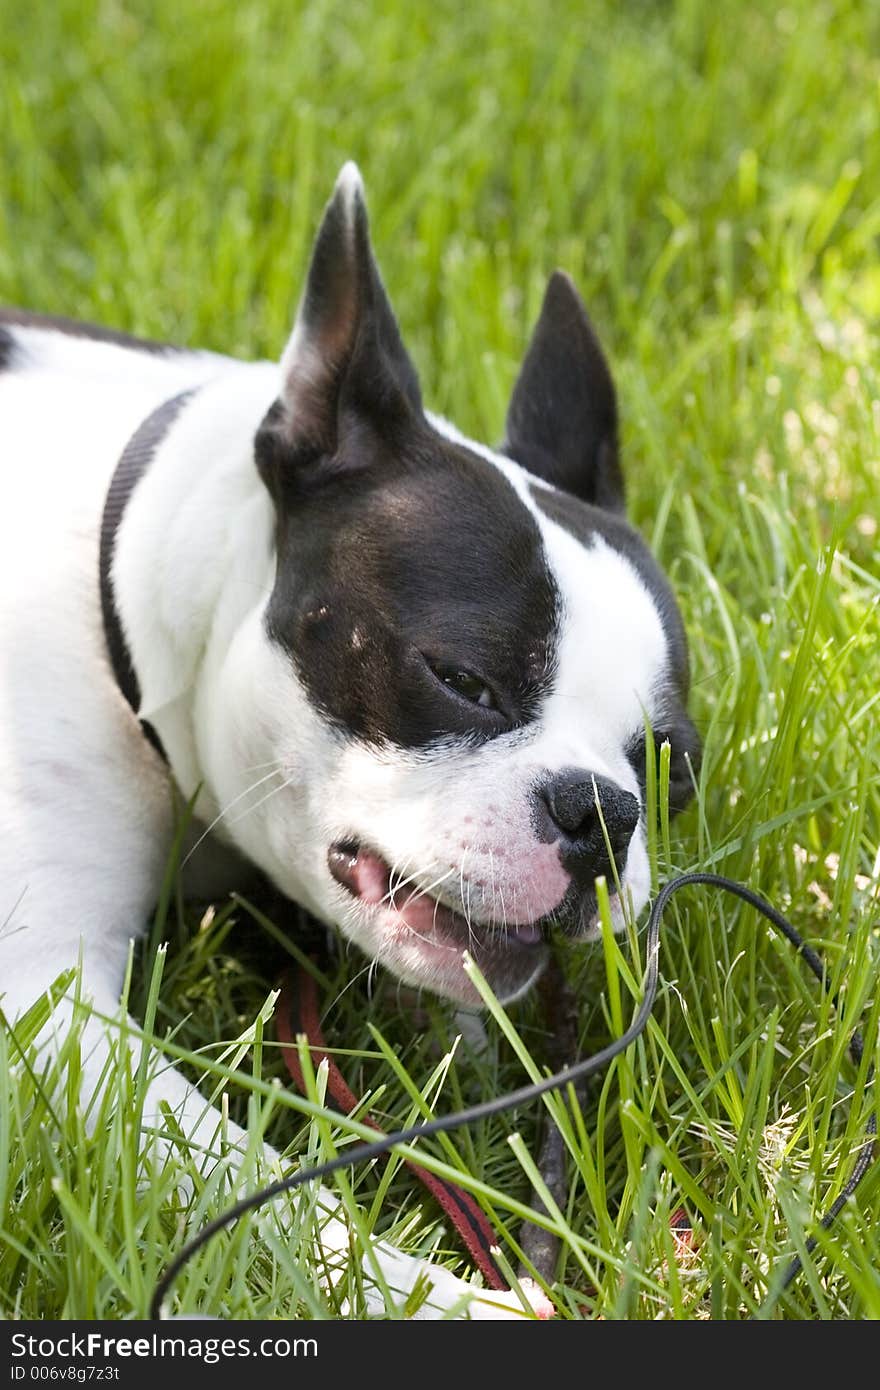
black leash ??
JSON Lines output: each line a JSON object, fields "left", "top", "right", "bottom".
{"left": 149, "top": 871, "right": 876, "bottom": 1319}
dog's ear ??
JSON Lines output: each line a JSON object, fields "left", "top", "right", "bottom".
{"left": 261, "top": 163, "right": 422, "bottom": 477}
{"left": 503, "top": 271, "right": 624, "bottom": 512}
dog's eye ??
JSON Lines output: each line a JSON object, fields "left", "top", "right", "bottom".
{"left": 420, "top": 654, "right": 507, "bottom": 724}
{"left": 441, "top": 669, "right": 497, "bottom": 709}
{"left": 424, "top": 658, "right": 498, "bottom": 711}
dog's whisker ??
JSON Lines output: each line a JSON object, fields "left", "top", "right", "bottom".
{"left": 378, "top": 859, "right": 458, "bottom": 914}
{"left": 227, "top": 773, "right": 295, "bottom": 827}
{"left": 455, "top": 845, "right": 478, "bottom": 952}
{"left": 367, "top": 951, "right": 383, "bottom": 999}
{"left": 379, "top": 857, "right": 419, "bottom": 910}
{"left": 488, "top": 848, "right": 500, "bottom": 933}
{"left": 322, "top": 957, "right": 376, "bottom": 1020}
{"left": 180, "top": 766, "right": 285, "bottom": 868}
{"left": 396, "top": 865, "right": 456, "bottom": 910}
{"left": 497, "top": 877, "right": 509, "bottom": 937}
{"left": 238, "top": 757, "right": 289, "bottom": 775}
{"left": 458, "top": 846, "right": 479, "bottom": 950}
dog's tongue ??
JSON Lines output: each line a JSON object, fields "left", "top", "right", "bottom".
{"left": 328, "top": 844, "right": 389, "bottom": 905}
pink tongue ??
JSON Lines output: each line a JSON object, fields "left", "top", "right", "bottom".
{"left": 328, "top": 845, "right": 389, "bottom": 905}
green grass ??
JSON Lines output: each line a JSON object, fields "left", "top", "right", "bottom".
{"left": 2, "top": 0, "right": 879, "bottom": 1320}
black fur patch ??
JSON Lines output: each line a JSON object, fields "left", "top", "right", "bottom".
{"left": 0, "top": 307, "right": 184, "bottom": 356}
{"left": 271, "top": 169, "right": 422, "bottom": 463}
{"left": 0, "top": 326, "right": 13, "bottom": 371}
{"left": 504, "top": 273, "right": 624, "bottom": 511}
{"left": 260, "top": 415, "right": 561, "bottom": 750}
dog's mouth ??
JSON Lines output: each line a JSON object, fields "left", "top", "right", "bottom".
{"left": 327, "top": 839, "right": 550, "bottom": 1003}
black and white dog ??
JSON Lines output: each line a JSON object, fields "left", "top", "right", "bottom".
{"left": 0, "top": 165, "right": 699, "bottom": 1317}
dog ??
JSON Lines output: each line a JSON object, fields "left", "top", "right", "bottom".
{"left": 0, "top": 163, "right": 699, "bottom": 1318}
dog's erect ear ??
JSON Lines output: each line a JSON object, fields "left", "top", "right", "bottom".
{"left": 503, "top": 272, "right": 624, "bottom": 512}
{"left": 265, "top": 163, "right": 422, "bottom": 468}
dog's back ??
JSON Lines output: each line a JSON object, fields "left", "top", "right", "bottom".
{"left": 0, "top": 311, "right": 231, "bottom": 510}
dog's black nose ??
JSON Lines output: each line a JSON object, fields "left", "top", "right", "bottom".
{"left": 535, "top": 769, "right": 640, "bottom": 887}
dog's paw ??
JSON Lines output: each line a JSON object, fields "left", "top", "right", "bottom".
{"left": 462, "top": 1278, "right": 555, "bottom": 1321}
{"left": 370, "top": 1255, "right": 554, "bottom": 1320}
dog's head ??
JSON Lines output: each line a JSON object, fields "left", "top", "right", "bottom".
{"left": 225, "top": 165, "right": 699, "bottom": 1006}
